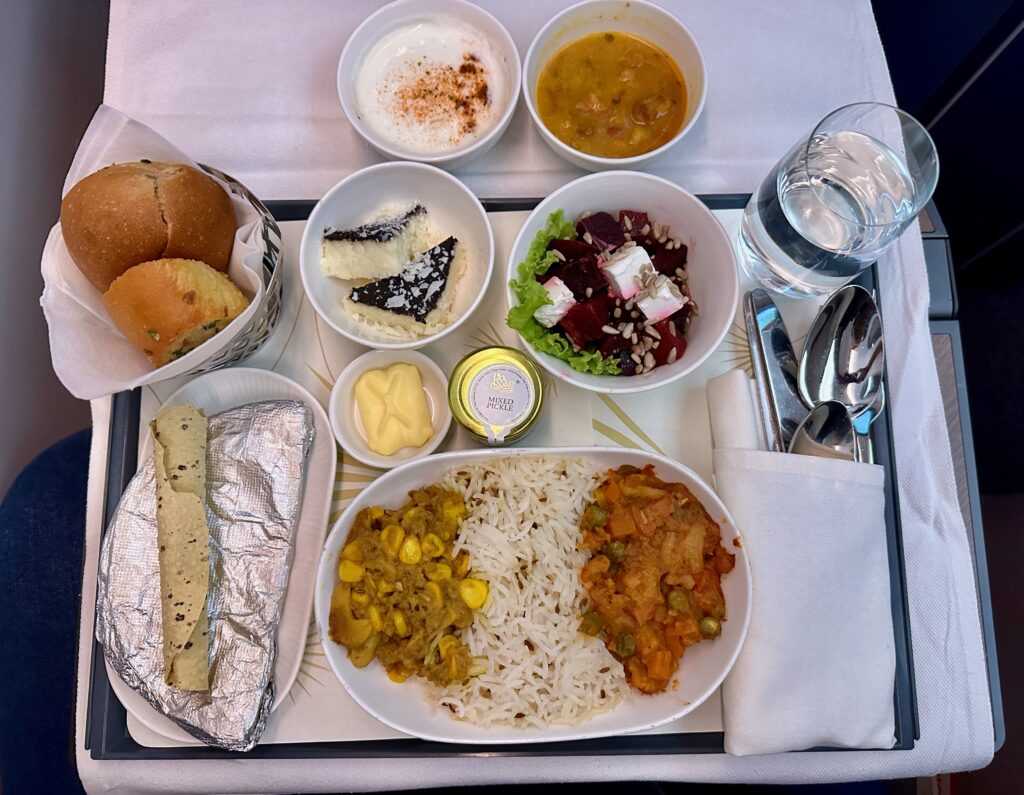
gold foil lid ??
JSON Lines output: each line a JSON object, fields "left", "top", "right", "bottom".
{"left": 448, "top": 347, "right": 543, "bottom": 445}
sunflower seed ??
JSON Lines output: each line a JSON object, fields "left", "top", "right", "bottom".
{"left": 630, "top": 333, "right": 639, "bottom": 344}
{"left": 643, "top": 352, "right": 655, "bottom": 369}
{"left": 675, "top": 267, "right": 686, "bottom": 279}
{"left": 647, "top": 326, "right": 661, "bottom": 340}
{"left": 668, "top": 320, "right": 678, "bottom": 336}
{"left": 624, "top": 232, "right": 632, "bottom": 242}
{"left": 613, "top": 307, "right": 622, "bottom": 318}
{"left": 623, "top": 215, "right": 633, "bottom": 231}
{"left": 621, "top": 322, "right": 634, "bottom": 337}
{"left": 585, "top": 287, "right": 593, "bottom": 297}
{"left": 583, "top": 232, "right": 594, "bottom": 244}
{"left": 641, "top": 223, "right": 651, "bottom": 236}
{"left": 658, "top": 235, "right": 668, "bottom": 245}
{"left": 635, "top": 364, "right": 645, "bottom": 374}
{"left": 624, "top": 299, "right": 635, "bottom": 310}
{"left": 630, "top": 352, "right": 642, "bottom": 364}
{"left": 601, "top": 325, "right": 619, "bottom": 335}
{"left": 552, "top": 249, "right": 566, "bottom": 261}
{"left": 667, "top": 347, "right": 678, "bottom": 364}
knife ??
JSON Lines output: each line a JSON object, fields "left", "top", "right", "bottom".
{"left": 743, "top": 290, "right": 806, "bottom": 452}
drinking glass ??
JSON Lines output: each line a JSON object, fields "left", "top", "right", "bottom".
{"left": 738, "top": 102, "right": 939, "bottom": 298}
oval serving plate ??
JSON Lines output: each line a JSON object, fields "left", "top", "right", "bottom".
{"left": 106, "top": 367, "right": 337, "bottom": 744}
{"left": 314, "top": 446, "right": 751, "bottom": 745}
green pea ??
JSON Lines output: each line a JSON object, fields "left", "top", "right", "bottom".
{"left": 616, "top": 633, "right": 636, "bottom": 657}
{"left": 584, "top": 504, "right": 609, "bottom": 527}
{"left": 699, "top": 617, "right": 721, "bottom": 638}
{"left": 580, "top": 611, "right": 604, "bottom": 636}
{"left": 602, "top": 541, "right": 626, "bottom": 563}
{"left": 667, "top": 589, "right": 686, "bottom": 613}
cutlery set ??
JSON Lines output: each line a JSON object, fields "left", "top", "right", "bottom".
{"left": 744, "top": 285, "right": 886, "bottom": 464}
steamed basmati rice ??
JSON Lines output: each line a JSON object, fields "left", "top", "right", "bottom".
{"left": 438, "top": 456, "right": 627, "bottom": 727}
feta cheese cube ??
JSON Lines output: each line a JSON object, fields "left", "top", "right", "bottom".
{"left": 533, "top": 277, "right": 577, "bottom": 328}
{"left": 599, "top": 245, "right": 654, "bottom": 299}
{"left": 637, "top": 277, "right": 687, "bottom": 323}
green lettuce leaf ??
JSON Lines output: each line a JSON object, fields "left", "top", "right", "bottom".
{"left": 506, "top": 210, "right": 621, "bottom": 376}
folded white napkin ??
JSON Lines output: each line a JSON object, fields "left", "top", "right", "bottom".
{"left": 39, "top": 105, "right": 267, "bottom": 400}
{"left": 708, "top": 369, "right": 896, "bottom": 755}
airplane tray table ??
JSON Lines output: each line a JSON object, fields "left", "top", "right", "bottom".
{"left": 84, "top": 194, "right": 919, "bottom": 760}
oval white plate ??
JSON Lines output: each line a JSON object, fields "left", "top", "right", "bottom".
{"left": 314, "top": 447, "right": 751, "bottom": 744}
{"left": 106, "top": 367, "right": 337, "bottom": 743}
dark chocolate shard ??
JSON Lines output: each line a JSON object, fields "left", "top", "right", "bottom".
{"left": 349, "top": 237, "right": 457, "bottom": 323}
{"left": 324, "top": 204, "right": 425, "bottom": 243}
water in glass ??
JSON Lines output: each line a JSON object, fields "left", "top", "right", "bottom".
{"left": 739, "top": 130, "right": 917, "bottom": 296}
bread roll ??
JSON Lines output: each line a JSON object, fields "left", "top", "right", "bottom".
{"left": 104, "top": 258, "right": 249, "bottom": 366}
{"left": 60, "top": 161, "right": 237, "bottom": 292}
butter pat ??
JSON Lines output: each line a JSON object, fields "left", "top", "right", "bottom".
{"left": 354, "top": 364, "right": 434, "bottom": 456}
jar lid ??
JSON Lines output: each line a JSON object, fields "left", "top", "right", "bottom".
{"left": 448, "top": 347, "right": 544, "bottom": 445}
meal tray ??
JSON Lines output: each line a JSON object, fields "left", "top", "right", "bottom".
{"left": 84, "top": 194, "right": 917, "bottom": 760}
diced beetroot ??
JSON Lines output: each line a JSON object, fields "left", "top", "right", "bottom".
{"left": 651, "top": 242, "right": 689, "bottom": 275}
{"left": 619, "top": 210, "right": 649, "bottom": 236}
{"left": 547, "top": 238, "right": 599, "bottom": 260}
{"left": 558, "top": 294, "right": 613, "bottom": 349}
{"left": 612, "top": 348, "right": 640, "bottom": 375}
{"left": 598, "top": 333, "right": 630, "bottom": 358}
{"left": 553, "top": 255, "right": 607, "bottom": 300}
{"left": 576, "top": 212, "right": 626, "bottom": 251}
{"left": 649, "top": 318, "right": 688, "bottom": 366}
{"left": 597, "top": 334, "right": 639, "bottom": 375}
{"left": 671, "top": 303, "right": 693, "bottom": 331}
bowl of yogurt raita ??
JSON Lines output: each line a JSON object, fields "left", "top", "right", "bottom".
{"left": 339, "top": 0, "right": 521, "bottom": 170}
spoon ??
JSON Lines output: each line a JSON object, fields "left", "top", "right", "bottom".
{"left": 787, "top": 400, "right": 858, "bottom": 462}
{"left": 798, "top": 285, "right": 885, "bottom": 462}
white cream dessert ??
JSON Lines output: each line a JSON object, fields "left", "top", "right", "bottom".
{"left": 321, "top": 203, "right": 431, "bottom": 280}
{"left": 354, "top": 15, "right": 508, "bottom": 154}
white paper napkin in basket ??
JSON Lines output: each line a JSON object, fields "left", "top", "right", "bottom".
{"left": 40, "top": 104, "right": 267, "bottom": 400}
{"left": 708, "top": 369, "right": 896, "bottom": 756}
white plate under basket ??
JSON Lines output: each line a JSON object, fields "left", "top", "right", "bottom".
{"left": 105, "top": 367, "right": 336, "bottom": 744}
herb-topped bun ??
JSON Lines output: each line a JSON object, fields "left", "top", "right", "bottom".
{"left": 60, "top": 161, "right": 237, "bottom": 292}
{"left": 103, "top": 258, "right": 249, "bottom": 366}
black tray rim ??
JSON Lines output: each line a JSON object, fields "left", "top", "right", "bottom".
{"left": 84, "top": 193, "right": 917, "bottom": 760}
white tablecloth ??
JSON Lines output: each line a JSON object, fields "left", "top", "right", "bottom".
{"left": 76, "top": 1, "right": 993, "bottom": 791}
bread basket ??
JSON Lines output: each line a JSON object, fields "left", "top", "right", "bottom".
{"left": 183, "top": 164, "right": 283, "bottom": 376}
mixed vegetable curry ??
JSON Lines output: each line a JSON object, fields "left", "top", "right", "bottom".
{"left": 329, "top": 485, "right": 488, "bottom": 686}
{"left": 580, "top": 465, "right": 734, "bottom": 693}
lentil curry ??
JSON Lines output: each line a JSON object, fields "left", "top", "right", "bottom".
{"left": 580, "top": 465, "right": 734, "bottom": 693}
{"left": 535, "top": 32, "right": 687, "bottom": 158}
{"left": 329, "top": 485, "right": 489, "bottom": 686}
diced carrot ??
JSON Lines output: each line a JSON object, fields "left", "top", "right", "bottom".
{"left": 607, "top": 508, "right": 636, "bottom": 538}
{"left": 605, "top": 478, "right": 622, "bottom": 504}
{"left": 714, "top": 545, "right": 735, "bottom": 574}
{"left": 664, "top": 621, "right": 686, "bottom": 658}
{"left": 646, "top": 649, "right": 673, "bottom": 682}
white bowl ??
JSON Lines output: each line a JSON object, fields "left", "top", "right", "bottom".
{"left": 328, "top": 349, "right": 452, "bottom": 470}
{"left": 505, "top": 171, "right": 738, "bottom": 394}
{"left": 314, "top": 446, "right": 751, "bottom": 744}
{"left": 299, "top": 162, "right": 495, "bottom": 350}
{"left": 338, "top": 0, "right": 521, "bottom": 170}
{"left": 522, "top": 0, "right": 708, "bottom": 172}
